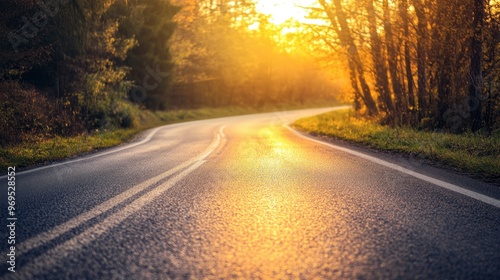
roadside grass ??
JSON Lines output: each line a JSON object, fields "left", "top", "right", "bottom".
{"left": 0, "top": 129, "right": 142, "bottom": 170}
{"left": 155, "top": 106, "right": 260, "bottom": 123}
{"left": 0, "top": 102, "right": 339, "bottom": 170}
{"left": 293, "top": 109, "right": 500, "bottom": 182}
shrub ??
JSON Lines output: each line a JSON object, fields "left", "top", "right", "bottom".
{"left": 0, "top": 82, "right": 55, "bottom": 145}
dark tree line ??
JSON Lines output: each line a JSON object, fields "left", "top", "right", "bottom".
{"left": 316, "top": 0, "right": 500, "bottom": 133}
{"left": 0, "top": 0, "right": 178, "bottom": 145}
{"left": 1, "top": 0, "right": 342, "bottom": 146}
{"left": 6, "top": 0, "right": 492, "bottom": 147}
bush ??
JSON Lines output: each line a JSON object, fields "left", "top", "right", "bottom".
{"left": 115, "top": 102, "right": 140, "bottom": 128}
{"left": 0, "top": 82, "right": 56, "bottom": 145}
{"left": 0, "top": 82, "right": 84, "bottom": 146}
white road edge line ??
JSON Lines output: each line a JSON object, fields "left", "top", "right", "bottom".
{"left": 284, "top": 124, "right": 500, "bottom": 208}
{"left": 4, "top": 125, "right": 225, "bottom": 260}
{"left": 0, "top": 124, "right": 172, "bottom": 179}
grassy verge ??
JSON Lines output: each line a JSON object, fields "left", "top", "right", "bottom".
{"left": 293, "top": 109, "right": 500, "bottom": 183}
{"left": 0, "top": 102, "right": 339, "bottom": 170}
{"left": 0, "top": 129, "right": 142, "bottom": 170}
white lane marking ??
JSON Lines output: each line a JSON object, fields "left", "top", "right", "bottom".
{"left": 0, "top": 125, "right": 166, "bottom": 179}
{"left": 219, "top": 125, "right": 227, "bottom": 139}
{"left": 10, "top": 160, "right": 207, "bottom": 279}
{"left": 5, "top": 126, "right": 224, "bottom": 260}
{"left": 284, "top": 125, "right": 500, "bottom": 208}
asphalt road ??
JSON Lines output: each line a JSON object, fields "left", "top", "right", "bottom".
{"left": 1, "top": 107, "right": 499, "bottom": 279}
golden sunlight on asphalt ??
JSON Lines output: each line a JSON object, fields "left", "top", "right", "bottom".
{"left": 8, "top": 111, "right": 499, "bottom": 278}
{"left": 190, "top": 123, "right": 356, "bottom": 278}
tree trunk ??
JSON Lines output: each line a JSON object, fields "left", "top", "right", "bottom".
{"left": 382, "top": 0, "right": 405, "bottom": 123}
{"left": 413, "top": 0, "right": 428, "bottom": 120}
{"left": 484, "top": 14, "right": 500, "bottom": 134}
{"left": 437, "top": 55, "right": 452, "bottom": 129}
{"left": 400, "top": 0, "right": 416, "bottom": 121}
{"left": 319, "top": 0, "right": 378, "bottom": 115}
{"left": 469, "top": 0, "right": 485, "bottom": 132}
{"left": 366, "top": 0, "right": 394, "bottom": 118}
{"left": 348, "top": 59, "right": 363, "bottom": 111}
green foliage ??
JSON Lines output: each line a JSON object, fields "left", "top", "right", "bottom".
{"left": 0, "top": 0, "right": 146, "bottom": 146}
{"left": 76, "top": 62, "right": 133, "bottom": 129}
{"left": 113, "top": 101, "right": 141, "bottom": 128}
{"left": 293, "top": 109, "right": 500, "bottom": 182}
{"left": 54, "top": 0, "right": 138, "bottom": 131}
{"left": 115, "top": 0, "right": 179, "bottom": 110}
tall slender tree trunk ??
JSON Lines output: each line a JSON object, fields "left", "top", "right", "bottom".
{"left": 469, "top": 0, "right": 485, "bottom": 132}
{"left": 311, "top": 22, "right": 364, "bottom": 111}
{"left": 348, "top": 59, "right": 363, "bottom": 111}
{"left": 484, "top": 17, "right": 499, "bottom": 134}
{"left": 366, "top": 0, "right": 394, "bottom": 118}
{"left": 437, "top": 54, "right": 452, "bottom": 128}
{"left": 382, "top": 0, "right": 405, "bottom": 123}
{"left": 413, "top": 0, "right": 428, "bottom": 120}
{"left": 400, "top": 0, "right": 416, "bottom": 122}
{"left": 321, "top": 0, "right": 378, "bottom": 115}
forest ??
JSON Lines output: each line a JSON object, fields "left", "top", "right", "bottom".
{"left": 1, "top": 0, "right": 499, "bottom": 146}
{"left": 314, "top": 0, "right": 500, "bottom": 133}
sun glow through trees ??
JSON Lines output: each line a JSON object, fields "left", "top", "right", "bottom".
{"left": 253, "top": 0, "right": 318, "bottom": 25}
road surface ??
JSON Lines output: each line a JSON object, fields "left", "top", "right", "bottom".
{"left": 1, "top": 107, "right": 499, "bottom": 279}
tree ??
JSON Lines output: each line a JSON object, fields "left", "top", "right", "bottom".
{"left": 469, "top": 0, "right": 486, "bottom": 132}
{"left": 399, "top": 0, "right": 416, "bottom": 123}
{"left": 366, "top": 0, "right": 394, "bottom": 118}
{"left": 483, "top": 1, "right": 500, "bottom": 133}
{"left": 55, "top": 0, "right": 136, "bottom": 128}
{"left": 113, "top": 0, "right": 179, "bottom": 110}
{"left": 383, "top": 0, "right": 406, "bottom": 122}
{"left": 317, "top": 0, "right": 378, "bottom": 115}
{"left": 311, "top": 0, "right": 497, "bottom": 132}
{"left": 3, "top": 0, "right": 139, "bottom": 130}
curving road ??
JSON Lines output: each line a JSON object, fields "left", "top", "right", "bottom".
{"left": 1, "top": 107, "right": 499, "bottom": 279}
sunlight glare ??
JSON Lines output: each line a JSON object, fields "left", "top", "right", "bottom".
{"left": 253, "top": 0, "right": 318, "bottom": 25}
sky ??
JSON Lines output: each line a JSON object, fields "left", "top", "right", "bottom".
{"left": 253, "top": 0, "right": 318, "bottom": 25}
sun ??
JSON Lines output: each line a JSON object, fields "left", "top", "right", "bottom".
{"left": 253, "top": 0, "right": 318, "bottom": 25}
